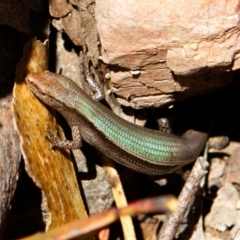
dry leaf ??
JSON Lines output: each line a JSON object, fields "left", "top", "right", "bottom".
{"left": 12, "top": 38, "right": 88, "bottom": 231}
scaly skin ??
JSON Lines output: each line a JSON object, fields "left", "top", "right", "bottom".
{"left": 26, "top": 71, "right": 208, "bottom": 175}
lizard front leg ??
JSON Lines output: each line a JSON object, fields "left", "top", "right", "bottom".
{"left": 46, "top": 125, "right": 82, "bottom": 149}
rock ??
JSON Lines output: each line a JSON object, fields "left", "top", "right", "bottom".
{"left": 96, "top": 0, "right": 239, "bottom": 108}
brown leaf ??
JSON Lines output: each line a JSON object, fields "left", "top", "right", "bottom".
{"left": 12, "top": 39, "right": 88, "bottom": 230}
{"left": 0, "top": 83, "right": 21, "bottom": 238}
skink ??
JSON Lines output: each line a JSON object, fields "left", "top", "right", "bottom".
{"left": 26, "top": 71, "right": 208, "bottom": 175}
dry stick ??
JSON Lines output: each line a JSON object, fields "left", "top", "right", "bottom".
{"left": 159, "top": 146, "right": 209, "bottom": 240}
{"left": 100, "top": 154, "right": 137, "bottom": 240}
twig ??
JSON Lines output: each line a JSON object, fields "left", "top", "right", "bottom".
{"left": 100, "top": 154, "right": 137, "bottom": 240}
{"left": 159, "top": 152, "right": 209, "bottom": 240}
